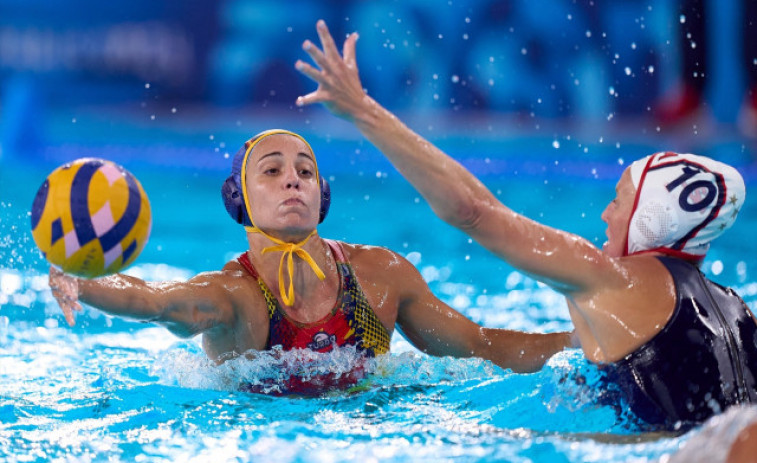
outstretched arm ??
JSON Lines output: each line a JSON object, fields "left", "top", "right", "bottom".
{"left": 386, "top": 255, "right": 574, "bottom": 373}
{"left": 295, "top": 20, "right": 619, "bottom": 295}
{"left": 49, "top": 266, "right": 234, "bottom": 338}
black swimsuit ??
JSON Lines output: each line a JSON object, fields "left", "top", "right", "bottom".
{"left": 602, "top": 256, "right": 757, "bottom": 428}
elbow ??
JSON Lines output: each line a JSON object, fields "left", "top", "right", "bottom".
{"left": 509, "top": 355, "right": 549, "bottom": 374}
{"left": 168, "top": 325, "right": 199, "bottom": 339}
{"left": 159, "top": 316, "right": 203, "bottom": 339}
{"left": 435, "top": 197, "right": 485, "bottom": 232}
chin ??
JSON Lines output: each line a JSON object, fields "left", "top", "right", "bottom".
{"left": 602, "top": 241, "right": 620, "bottom": 258}
{"left": 280, "top": 221, "right": 318, "bottom": 237}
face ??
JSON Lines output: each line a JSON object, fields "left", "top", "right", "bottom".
{"left": 600, "top": 168, "right": 637, "bottom": 257}
{"left": 245, "top": 134, "right": 320, "bottom": 239}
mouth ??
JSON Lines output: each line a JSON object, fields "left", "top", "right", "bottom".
{"left": 282, "top": 198, "right": 305, "bottom": 207}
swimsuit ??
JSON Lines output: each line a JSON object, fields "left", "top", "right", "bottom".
{"left": 602, "top": 256, "right": 757, "bottom": 428}
{"left": 236, "top": 239, "right": 391, "bottom": 394}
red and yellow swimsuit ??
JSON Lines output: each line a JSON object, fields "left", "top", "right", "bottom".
{"left": 237, "top": 239, "right": 391, "bottom": 394}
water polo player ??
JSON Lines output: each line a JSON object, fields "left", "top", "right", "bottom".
{"left": 49, "top": 129, "right": 573, "bottom": 394}
{"left": 296, "top": 20, "right": 757, "bottom": 426}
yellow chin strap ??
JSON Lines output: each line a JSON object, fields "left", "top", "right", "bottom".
{"left": 240, "top": 129, "right": 325, "bottom": 306}
{"left": 245, "top": 226, "right": 325, "bottom": 306}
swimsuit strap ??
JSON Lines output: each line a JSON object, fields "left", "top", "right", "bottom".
{"left": 323, "top": 238, "right": 347, "bottom": 263}
{"left": 237, "top": 252, "right": 259, "bottom": 278}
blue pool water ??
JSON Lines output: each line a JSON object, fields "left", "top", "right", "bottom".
{"left": 2, "top": 113, "right": 757, "bottom": 462}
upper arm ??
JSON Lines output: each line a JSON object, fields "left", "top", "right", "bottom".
{"left": 390, "top": 255, "right": 486, "bottom": 357}
{"left": 150, "top": 271, "right": 239, "bottom": 338}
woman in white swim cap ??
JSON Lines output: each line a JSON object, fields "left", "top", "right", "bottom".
{"left": 298, "top": 19, "right": 757, "bottom": 429}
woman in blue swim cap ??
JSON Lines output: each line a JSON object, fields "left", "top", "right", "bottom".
{"left": 49, "top": 129, "right": 574, "bottom": 395}
{"left": 297, "top": 19, "right": 757, "bottom": 428}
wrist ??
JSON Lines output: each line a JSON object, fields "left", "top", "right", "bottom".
{"left": 351, "top": 95, "right": 384, "bottom": 131}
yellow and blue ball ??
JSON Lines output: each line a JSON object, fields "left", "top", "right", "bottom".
{"left": 30, "top": 158, "right": 152, "bottom": 278}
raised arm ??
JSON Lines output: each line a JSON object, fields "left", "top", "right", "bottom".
{"left": 380, "top": 253, "right": 573, "bottom": 373}
{"left": 295, "top": 20, "right": 619, "bottom": 295}
{"left": 49, "top": 266, "right": 235, "bottom": 338}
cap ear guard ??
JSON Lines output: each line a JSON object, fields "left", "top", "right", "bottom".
{"left": 221, "top": 171, "right": 331, "bottom": 225}
{"left": 319, "top": 175, "right": 331, "bottom": 223}
{"left": 221, "top": 175, "right": 253, "bottom": 227}
{"left": 628, "top": 199, "right": 680, "bottom": 252}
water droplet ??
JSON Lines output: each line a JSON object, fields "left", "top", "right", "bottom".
{"left": 712, "top": 260, "right": 724, "bottom": 275}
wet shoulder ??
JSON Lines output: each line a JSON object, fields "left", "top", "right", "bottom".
{"left": 618, "top": 255, "right": 674, "bottom": 288}
{"left": 337, "top": 242, "right": 407, "bottom": 266}
{"left": 336, "top": 242, "right": 416, "bottom": 281}
{"left": 183, "top": 259, "right": 270, "bottom": 312}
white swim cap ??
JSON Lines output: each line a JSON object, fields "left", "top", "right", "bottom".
{"left": 625, "top": 152, "right": 745, "bottom": 261}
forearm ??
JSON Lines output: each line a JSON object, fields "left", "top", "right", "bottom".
{"left": 350, "top": 96, "right": 500, "bottom": 229}
{"left": 478, "top": 328, "right": 572, "bottom": 373}
{"left": 78, "top": 274, "right": 163, "bottom": 322}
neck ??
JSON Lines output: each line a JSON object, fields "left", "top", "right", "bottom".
{"left": 246, "top": 230, "right": 336, "bottom": 305}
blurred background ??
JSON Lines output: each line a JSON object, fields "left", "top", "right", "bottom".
{"left": 2, "top": 0, "right": 757, "bottom": 230}
{"left": 1, "top": 0, "right": 756, "bottom": 161}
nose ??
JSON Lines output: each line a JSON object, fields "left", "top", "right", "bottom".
{"left": 600, "top": 202, "right": 611, "bottom": 223}
{"left": 283, "top": 165, "right": 300, "bottom": 189}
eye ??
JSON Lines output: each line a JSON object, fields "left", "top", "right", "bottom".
{"left": 264, "top": 167, "right": 279, "bottom": 175}
{"left": 299, "top": 168, "right": 314, "bottom": 178}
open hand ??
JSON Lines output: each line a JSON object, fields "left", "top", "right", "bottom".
{"left": 295, "top": 20, "right": 368, "bottom": 120}
{"left": 49, "top": 266, "right": 82, "bottom": 326}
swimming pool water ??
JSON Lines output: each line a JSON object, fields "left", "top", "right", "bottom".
{"left": 2, "top": 116, "right": 757, "bottom": 462}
